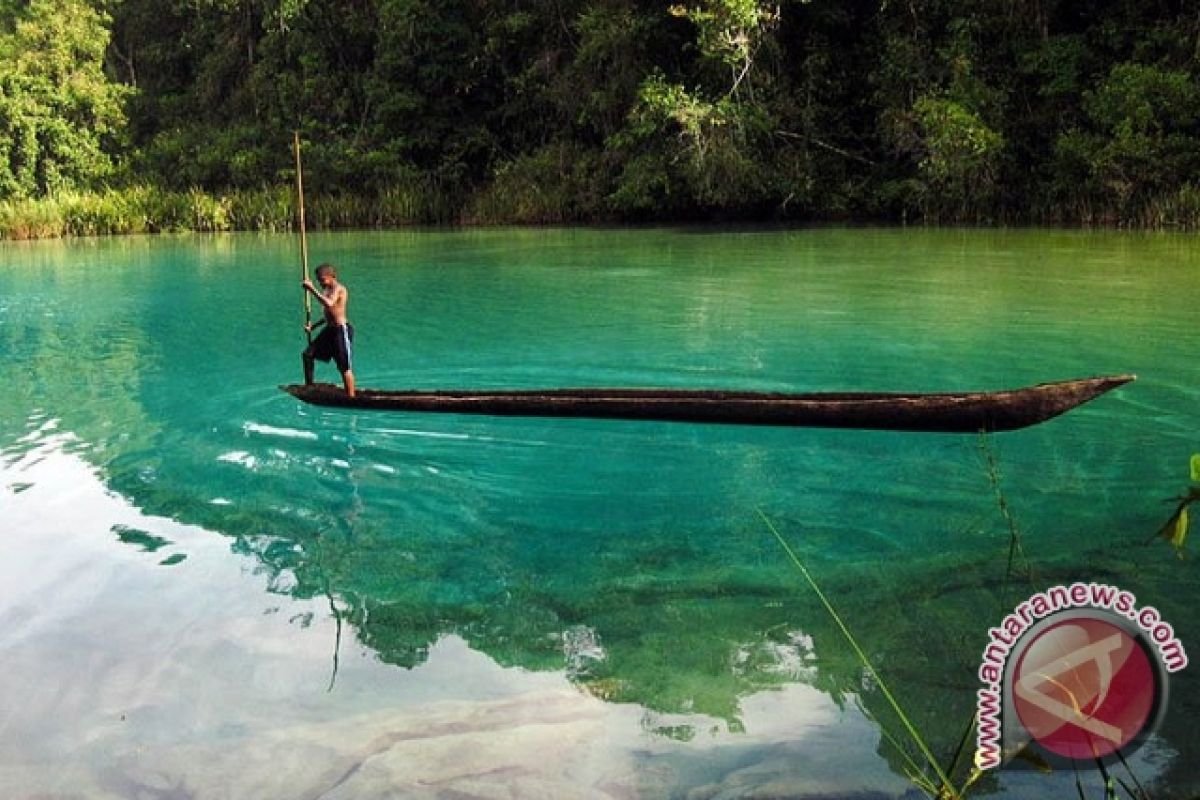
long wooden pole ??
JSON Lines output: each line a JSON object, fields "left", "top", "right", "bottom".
{"left": 294, "top": 131, "right": 312, "bottom": 343}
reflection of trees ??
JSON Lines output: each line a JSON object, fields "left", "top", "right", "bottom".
{"left": 0, "top": 240, "right": 162, "bottom": 460}
{"left": 230, "top": 507, "right": 1199, "bottom": 794}
{"left": 230, "top": 510, "right": 994, "bottom": 734}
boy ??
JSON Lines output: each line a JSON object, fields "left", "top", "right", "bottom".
{"left": 301, "top": 263, "right": 356, "bottom": 397}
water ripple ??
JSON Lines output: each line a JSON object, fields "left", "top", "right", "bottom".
{"left": 242, "top": 422, "right": 319, "bottom": 440}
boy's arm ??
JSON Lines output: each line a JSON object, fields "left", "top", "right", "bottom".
{"left": 302, "top": 279, "right": 326, "bottom": 306}
{"left": 302, "top": 281, "right": 348, "bottom": 325}
{"left": 302, "top": 280, "right": 340, "bottom": 310}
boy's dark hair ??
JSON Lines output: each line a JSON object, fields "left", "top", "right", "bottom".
{"left": 315, "top": 263, "right": 337, "bottom": 278}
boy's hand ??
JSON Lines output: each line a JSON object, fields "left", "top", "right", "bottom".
{"left": 301, "top": 278, "right": 315, "bottom": 292}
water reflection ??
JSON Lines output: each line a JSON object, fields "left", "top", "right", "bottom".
{"left": 2, "top": 433, "right": 1180, "bottom": 798}
{"left": 1, "top": 441, "right": 913, "bottom": 798}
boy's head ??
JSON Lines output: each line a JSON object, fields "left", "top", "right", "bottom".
{"left": 315, "top": 263, "right": 338, "bottom": 287}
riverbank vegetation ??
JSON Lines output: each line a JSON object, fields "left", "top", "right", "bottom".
{"left": 3, "top": 0, "right": 1200, "bottom": 238}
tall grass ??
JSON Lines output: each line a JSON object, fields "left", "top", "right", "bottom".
{"left": 0, "top": 182, "right": 459, "bottom": 240}
{"left": 1026, "top": 184, "right": 1200, "bottom": 230}
{"left": 756, "top": 509, "right": 977, "bottom": 799}
{"left": 8, "top": 179, "right": 1200, "bottom": 239}
{"left": 463, "top": 144, "right": 608, "bottom": 224}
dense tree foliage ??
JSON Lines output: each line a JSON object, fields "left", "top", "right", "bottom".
{"left": 0, "top": 0, "right": 129, "bottom": 198}
{"left": 4, "top": 0, "right": 1200, "bottom": 225}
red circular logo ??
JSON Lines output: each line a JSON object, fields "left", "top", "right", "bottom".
{"left": 1011, "top": 615, "right": 1157, "bottom": 760}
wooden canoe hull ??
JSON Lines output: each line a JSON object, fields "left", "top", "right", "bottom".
{"left": 279, "top": 375, "right": 1133, "bottom": 433}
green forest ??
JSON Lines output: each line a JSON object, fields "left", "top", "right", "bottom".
{"left": 3, "top": 0, "right": 1200, "bottom": 235}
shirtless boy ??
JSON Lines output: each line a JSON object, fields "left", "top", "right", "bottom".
{"left": 301, "top": 263, "right": 356, "bottom": 397}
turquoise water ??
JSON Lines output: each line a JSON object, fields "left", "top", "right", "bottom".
{"left": 1, "top": 227, "right": 1197, "bottom": 797}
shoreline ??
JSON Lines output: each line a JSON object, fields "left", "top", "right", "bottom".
{"left": 4, "top": 186, "right": 1200, "bottom": 242}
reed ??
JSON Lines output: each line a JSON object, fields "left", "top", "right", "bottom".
{"left": 463, "top": 145, "right": 607, "bottom": 224}
{"left": 0, "top": 183, "right": 463, "bottom": 240}
{"left": 227, "top": 187, "right": 294, "bottom": 231}
{"left": 467, "top": 176, "right": 573, "bottom": 224}
{"left": 8, "top": 177, "right": 1200, "bottom": 237}
{"left": 977, "top": 433, "right": 1035, "bottom": 601}
{"left": 756, "top": 509, "right": 971, "bottom": 799}
{"left": 0, "top": 196, "right": 67, "bottom": 239}
{"left": 1146, "top": 185, "right": 1200, "bottom": 229}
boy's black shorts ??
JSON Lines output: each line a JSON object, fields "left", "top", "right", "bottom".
{"left": 307, "top": 323, "right": 354, "bottom": 373}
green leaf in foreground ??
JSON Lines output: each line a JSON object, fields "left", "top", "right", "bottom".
{"left": 1156, "top": 506, "right": 1189, "bottom": 558}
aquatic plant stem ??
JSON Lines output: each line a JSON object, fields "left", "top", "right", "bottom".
{"left": 946, "top": 713, "right": 985, "bottom": 794}
{"left": 977, "top": 433, "right": 1033, "bottom": 599}
{"left": 1095, "top": 756, "right": 1118, "bottom": 800}
{"left": 1113, "top": 744, "right": 1150, "bottom": 799}
{"left": 1072, "top": 756, "right": 1090, "bottom": 800}
{"left": 325, "top": 588, "right": 343, "bottom": 694}
{"left": 854, "top": 696, "right": 928, "bottom": 781}
{"left": 756, "top": 509, "right": 959, "bottom": 798}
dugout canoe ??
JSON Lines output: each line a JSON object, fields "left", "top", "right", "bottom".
{"left": 280, "top": 374, "right": 1133, "bottom": 433}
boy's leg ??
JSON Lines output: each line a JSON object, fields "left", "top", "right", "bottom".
{"left": 333, "top": 324, "right": 355, "bottom": 397}
{"left": 302, "top": 348, "right": 315, "bottom": 384}
{"left": 305, "top": 328, "right": 332, "bottom": 385}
